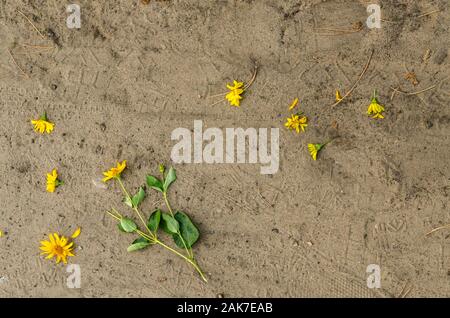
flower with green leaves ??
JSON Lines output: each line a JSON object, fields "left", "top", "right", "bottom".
{"left": 307, "top": 139, "right": 334, "bottom": 161}
{"left": 103, "top": 162, "right": 206, "bottom": 282}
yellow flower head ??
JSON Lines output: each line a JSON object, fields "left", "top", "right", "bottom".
{"left": 335, "top": 90, "right": 343, "bottom": 102}
{"left": 288, "top": 98, "right": 299, "bottom": 111}
{"left": 308, "top": 143, "right": 324, "bottom": 161}
{"left": 40, "top": 233, "right": 75, "bottom": 264}
{"left": 367, "top": 92, "right": 385, "bottom": 119}
{"left": 31, "top": 112, "right": 54, "bottom": 134}
{"left": 285, "top": 114, "right": 308, "bottom": 133}
{"left": 226, "top": 80, "right": 245, "bottom": 107}
{"left": 226, "top": 89, "right": 244, "bottom": 107}
{"left": 46, "top": 169, "right": 62, "bottom": 193}
{"left": 0, "top": 229, "right": 3, "bottom": 237}
{"left": 102, "top": 160, "right": 127, "bottom": 182}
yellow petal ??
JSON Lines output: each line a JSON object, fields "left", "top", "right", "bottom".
{"left": 64, "top": 242, "right": 74, "bottom": 250}
{"left": 71, "top": 227, "right": 81, "bottom": 239}
{"left": 46, "top": 184, "right": 55, "bottom": 193}
{"left": 288, "top": 98, "right": 299, "bottom": 111}
{"left": 40, "top": 240, "right": 51, "bottom": 246}
{"left": 54, "top": 233, "right": 61, "bottom": 244}
{"left": 102, "top": 176, "right": 112, "bottom": 182}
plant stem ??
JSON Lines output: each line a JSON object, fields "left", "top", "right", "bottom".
{"left": 155, "top": 239, "right": 207, "bottom": 282}
{"left": 105, "top": 211, "right": 207, "bottom": 283}
{"left": 163, "top": 191, "right": 174, "bottom": 216}
{"left": 117, "top": 177, "right": 154, "bottom": 239}
{"left": 106, "top": 210, "right": 121, "bottom": 221}
{"left": 134, "top": 229, "right": 206, "bottom": 282}
{"left": 425, "top": 223, "right": 450, "bottom": 236}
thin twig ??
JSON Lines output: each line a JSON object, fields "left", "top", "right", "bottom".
{"left": 314, "top": 22, "right": 363, "bottom": 36}
{"left": 21, "top": 43, "right": 54, "bottom": 50}
{"left": 17, "top": 9, "right": 45, "bottom": 40}
{"left": 399, "top": 285, "right": 413, "bottom": 298}
{"left": 7, "top": 49, "right": 29, "bottom": 79}
{"left": 209, "top": 99, "right": 225, "bottom": 107}
{"left": 417, "top": 10, "right": 440, "bottom": 18}
{"left": 402, "top": 287, "right": 412, "bottom": 298}
{"left": 315, "top": 29, "right": 362, "bottom": 36}
{"left": 390, "top": 85, "right": 401, "bottom": 101}
{"left": 331, "top": 49, "right": 374, "bottom": 107}
{"left": 244, "top": 65, "right": 258, "bottom": 90}
{"left": 380, "top": 19, "right": 400, "bottom": 24}
{"left": 390, "top": 85, "right": 436, "bottom": 96}
{"left": 206, "top": 92, "right": 228, "bottom": 99}
{"left": 425, "top": 223, "right": 450, "bottom": 236}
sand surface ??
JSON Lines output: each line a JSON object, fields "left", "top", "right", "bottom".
{"left": 0, "top": 0, "right": 449, "bottom": 297}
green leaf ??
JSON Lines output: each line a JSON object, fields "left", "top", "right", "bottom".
{"left": 146, "top": 175, "right": 164, "bottom": 192}
{"left": 147, "top": 209, "right": 161, "bottom": 232}
{"left": 132, "top": 187, "right": 146, "bottom": 207}
{"left": 120, "top": 218, "right": 137, "bottom": 233}
{"left": 127, "top": 239, "right": 151, "bottom": 252}
{"left": 123, "top": 196, "right": 133, "bottom": 208}
{"left": 133, "top": 237, "right": 150, "bottom": 244}
{"left": 160, "top": 213, "right": 179, "bottom": 234}
{"left": 163, "top": 167, "right": 176, "bottom": 192}
{"left": 173, "top": 211, "right": 199, "bottom": 249}
{"left": 117, "top": 223, "right": 126, "bottom": 232}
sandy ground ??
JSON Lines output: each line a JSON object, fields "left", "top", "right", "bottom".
{"left": 0, "top": 0, "right": 449, "bottom": 297}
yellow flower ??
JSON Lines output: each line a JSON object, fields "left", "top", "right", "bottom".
{"left": 226, "top": 80, "right": 244, "bottom": 91}
{"left": 40, "top": 233, "right": 75, "bottom": 264}
{"left": 31, "top": 112, "right": 54, "bottom": 134}
{"left": 225, "top": 80, "right": 245, "bottom": 107}
{"left": 226, "top": 89, "right": 244, "bottom": 107}
{"left": 307, "top": 143, "right": 327, "bottom": 161}
{"left": 335, "top": 90, "right": 343, "bottom": 102}
{"left": 102, "top": 160, "right": 127, "bottom": 182}
{"left": 0, "top": 229, "right": 3, "bottom": 237}
{"left": 288, "top": 98, "right": 299, "bottom": 110}
{"left": 46, "top": 169, "right": 62, "bottom": 193}
{"left": 285, "top": 114, "right": 308, "bottom": 133}
{"left": 367, "top": 92, "right": 385, "bottom": 119}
